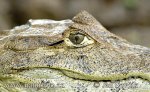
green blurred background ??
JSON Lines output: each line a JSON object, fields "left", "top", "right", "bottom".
{"left": 0, "top": 0, "right": 150, "bottom": 47}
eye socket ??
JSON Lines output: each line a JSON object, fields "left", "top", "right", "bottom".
{"left": 69, "top": 33, "right": 85, "bottom": 44}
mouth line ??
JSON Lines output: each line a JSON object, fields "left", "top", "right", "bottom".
{"left": 10, "top": 67, "right": 150, "bottom": 82}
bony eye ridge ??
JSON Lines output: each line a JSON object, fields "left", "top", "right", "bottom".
{"left": 69, "top": 33, "right": 85, "bottom": 44}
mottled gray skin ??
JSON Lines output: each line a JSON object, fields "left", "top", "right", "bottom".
{"left": 0, "top": 11, "right": 149, "bottom": 92}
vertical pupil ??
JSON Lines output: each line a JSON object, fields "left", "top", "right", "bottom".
{"left": 69, "top": 33, "right": 84, "bottom": 44}
{"left": 74, "top": 36, "right": 79, "bottom": 42}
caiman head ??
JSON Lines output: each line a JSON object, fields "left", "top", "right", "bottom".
{"left": 0, "top": 11, "right": 149, "bottom": 82}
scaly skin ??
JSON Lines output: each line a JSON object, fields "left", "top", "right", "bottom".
{"left": 0, "top": 11, "right": 149, "bottom": 92}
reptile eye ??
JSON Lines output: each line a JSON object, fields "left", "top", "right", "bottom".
{"left": 64, "top": 32, "right": 94, "bottom": 47}
{"left": 69, "top": 33, "right": 84, "bottom": 44}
